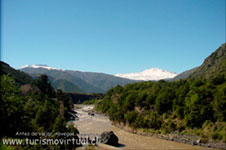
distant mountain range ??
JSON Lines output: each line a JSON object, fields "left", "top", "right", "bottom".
{"left": 1, "top": 43, "right": 225, "bottom": 94}
{"left": 115, "top": 68, "right": 178, "bottom": 81}
{"left": 1, "top": 62, "right": 180, "bottom": 94}
{"left": 20, "top": 65, "right": 137, "bottom": 93}
{"left": 20, "top": 65, "right": 181, "bottom": 93}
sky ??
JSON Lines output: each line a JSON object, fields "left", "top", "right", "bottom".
{"left": 1, "top": 0, "right": 225, "bottom": 74}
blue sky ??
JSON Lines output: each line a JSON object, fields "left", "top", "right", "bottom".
{"left": 1, "top": 0, "right": 225, "bottom": 74}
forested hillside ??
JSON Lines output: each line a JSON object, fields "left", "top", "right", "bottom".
{"left": 0, "top": 61, "right": 33, "bottom": 85}
{"left": 96, "top": 43, "right": 226, "bottom": 143}
{"left": 0, "top": 65, "right": 79, "bottom": 149}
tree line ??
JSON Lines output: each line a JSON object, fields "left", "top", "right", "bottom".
{"left": 96, "top": 74, "right": 226, "bottom": 142}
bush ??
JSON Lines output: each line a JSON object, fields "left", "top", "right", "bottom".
{"left": 200, "top": 137, "right": 209, "bottom": 143}
{"left": 148, "top": 112, "right": 162, "bottom": 129}
{"left": 212, "top": 132, "right": 223, "bottom": 140}
{"left": 125, "top": 111, "right": 138, "bottom": 127}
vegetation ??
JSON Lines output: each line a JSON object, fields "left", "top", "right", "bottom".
{"left": 96, "top": 43, "right": 226, "bottom": 142}
{"left": 51, "top": 78, "right": 83, "bottom": 93}
{"left": 82, "top": 99, "right": 98, "bottom": 105}
{"left": 0, "top": 61, "right": 33, "bottom": 85}
{"left": 96, "top": 76, "right": 226, "bottom": 141}
{"left": 0, "top": 74, "right": 79, "bottom": 149}
{"left": 66, "top": 92, "right": 104, "bottom": 104}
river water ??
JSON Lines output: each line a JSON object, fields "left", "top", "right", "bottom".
{"left": 73, "top": 105, "right": 213, "bottom": 150}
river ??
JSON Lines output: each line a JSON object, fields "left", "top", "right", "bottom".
{"left": 73, "top": 105, "right": 214, "bottom": 150}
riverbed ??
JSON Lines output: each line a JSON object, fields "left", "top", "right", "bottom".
{"left": 73, "top": 105, "right": 213, "bottom": 149}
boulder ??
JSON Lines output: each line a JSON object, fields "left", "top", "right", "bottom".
{"left": 100, "top": 131, "right": 119, "bottom": 146}
{"left": 196, "top": 138, "right": 201, "bottom": 145}
{"left": 88, "top": 112, "right": 94, "bottom": 116}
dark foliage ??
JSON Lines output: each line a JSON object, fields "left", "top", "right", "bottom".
{"left": 0, "top": 74, "right": 79, "bottom": 149}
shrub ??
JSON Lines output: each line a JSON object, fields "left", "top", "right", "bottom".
{"left": 212, "top": 132, "right": 223, "bottom": 140}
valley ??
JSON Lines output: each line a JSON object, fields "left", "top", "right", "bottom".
{"left": 1, "top": 43, "right": 225, "bottom": 150}
{"left": 1, "top": 1, "right": 225, "bottom": 149}
{"left": 73, "top": 105, "right": 213, "bottom": 149}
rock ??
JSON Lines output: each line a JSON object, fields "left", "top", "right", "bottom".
{"left": 192, "top": 141, "right": 197, "bottom": 145}
{"left": 88, "top": 112, "right": 94, "bottom": 116}
{"left": 169, "top": 135, "right": 175, "bottom": 141}
{"left": 196, "top": 138, "right": 201, "bottom": 145}
{"left": 100, "top": 131, "right": 119, "bottom": 146}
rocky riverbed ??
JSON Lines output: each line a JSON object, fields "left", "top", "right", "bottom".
{"left": 113, "top": 122, "right": 226, "bottom": 149}
{"left": 73, "top": 105, "right": 217, "bottom": 149}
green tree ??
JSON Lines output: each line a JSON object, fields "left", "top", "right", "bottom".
{"left": 155, "top": 88, "right": 175, "bottom": 114}
{"left": 53, "top": 115, "right": 67, "bottom": 132}
{"left": 0, "top": 75, "right": 24, "bottom": 137}
{"left": 214, "top": 84, "right": 226, "bottom": 121}
{"left": 125, "top": 111, "right": 138, "bottom": 127}
{"left": 35, "top": 74, "right": 55, "bottom": 97}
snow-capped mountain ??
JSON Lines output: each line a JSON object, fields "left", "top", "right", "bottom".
{"left": 20, "top": 64, "right": 64, "bottom": 71}
{"left": 115, "top": 68, "right": 178, "bottom": 81}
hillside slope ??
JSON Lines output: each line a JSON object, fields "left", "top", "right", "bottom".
{"left": 0, "top": 61, "right": 33, "bottom": 85}
{"left": 96, "top": 43, "right": 226, "bottom": 148}
{"left": 189, "top": 43, "right": 226, "bottom": 79}
{"left": 50, "top": 78, "right": 84, "bottom": 93}
{"left": 171, "top": 67, "right": 198, "bottom": 81}
{"left": 20, "top": 66, "right": 136, "bottom": 93}
{"left": 171, "top": 43, "right": 226, "bottom": 81}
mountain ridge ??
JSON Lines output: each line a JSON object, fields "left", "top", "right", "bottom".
{"left": 171, "top": 43, "right": 226, "bottom": 81}
{"left": 170, "top": 67, "right": 198, "bottom": 81}
{"left": 189, "top": 43, "right": 226, "bottom": 79}
{"left": 20, "top": 66, "right": 137, "bottom": 93}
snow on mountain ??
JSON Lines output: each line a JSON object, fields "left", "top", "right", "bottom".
{"left": 20, "top": 65, "right": 177, "bottom": 81}
{"left": 115, "top": 68, "right": 178, "bottom": 81}
{"left": 20, "top": 64, "right": 64, "bottom": 71}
